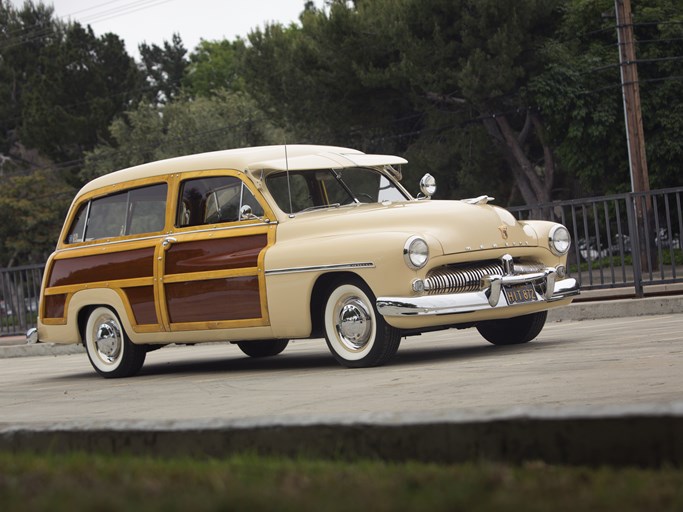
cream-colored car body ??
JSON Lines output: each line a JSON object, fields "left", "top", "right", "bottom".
{"left": 35, "top": 144, "right": 578, "bottom": 362}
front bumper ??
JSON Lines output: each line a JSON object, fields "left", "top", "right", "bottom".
{"left": 376, "top": 269, "right": 579, "bottom": 317}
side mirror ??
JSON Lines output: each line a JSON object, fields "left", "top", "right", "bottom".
{"left": 419, "top": 173, "right": 436, "bottom": 199}
{"left": 240, "top": 204, "right": 255, "bottom": 220}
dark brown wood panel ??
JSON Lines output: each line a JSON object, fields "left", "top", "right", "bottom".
{"left": 165, "top": 234, "right": 267, "bottom": 275}
{"left": 48, "top": 248, "right": 155, "bottom": 288}
{"left": 43, "top": 294, "right": 67, "bottom": 319}
{"left": 124, "top": 286, "right": 158, "bottom": 325}
{"left": 166, "top": 276, "right": 261, "bottom": 323}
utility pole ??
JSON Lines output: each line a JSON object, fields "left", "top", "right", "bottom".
{"left": 615, "top": 0, "right": 650, "bottom": 295}
{"left": 615, "top": 0, "right": 650, "bottom": 195}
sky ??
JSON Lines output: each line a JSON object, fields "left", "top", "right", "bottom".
{"left": 11, "top": 0, "right": 318, "bottom": 57}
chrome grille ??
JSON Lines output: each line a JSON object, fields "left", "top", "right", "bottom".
{"left": 424, "top": 260, "right": 546, "bottom": 294}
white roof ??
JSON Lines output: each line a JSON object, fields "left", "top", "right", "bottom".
{"left": 77, "top": 145, "right": 407, "bottom": 197}
{"left": 246, "top": 151, "right": 407, "bottom": 172}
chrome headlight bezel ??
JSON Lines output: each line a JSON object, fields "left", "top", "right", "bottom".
{"left": 549, "top": 225, "right": 571, "bottom": 256}
{"left": 404, "top": 236, "right": 429, "bottom": 270}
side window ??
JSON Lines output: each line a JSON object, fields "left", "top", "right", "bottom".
{"left": 177, "top": 176, "right": 264, "bottom": 228}
{"left": 65, "top": 183, "right": 168, "bottom": 243}
{"left": 66, "top": 203, "right": 88, "bottom": 244}
{"left": 127, "top": 184, "right": 167, "bottom": 234}
{"left": 86, "top": 192, "right": 128, "bottom": 240}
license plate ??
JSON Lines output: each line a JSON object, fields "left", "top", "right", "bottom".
{"left": 503, "top": 283, "right": 538, "bottom": 305}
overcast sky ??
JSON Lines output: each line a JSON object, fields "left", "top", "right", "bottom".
{"left": 11, "top": 0, "right": 317, "bottom": 57}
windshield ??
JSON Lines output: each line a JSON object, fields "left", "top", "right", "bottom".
{"left": 266, "top": 167, "right": 409, "bottom": 214}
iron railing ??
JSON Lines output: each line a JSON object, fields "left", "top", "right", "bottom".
{"left": 509, "top": 187, "right": 683, "bottom": 296}
{"left": 0, "top": 263, "right": 44, "bottom": 337}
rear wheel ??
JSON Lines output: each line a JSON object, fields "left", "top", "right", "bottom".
{"left": 476, "top": 311, "right": 548, "bottom": 346}
{"left": 83, "top": 307, "right": 146, "bottom": 378}
{"left": 237, "top": 339, "right": 289, "bottom": 358}
{"left": 323, "top": 279, "right": 401, "bottom": 368}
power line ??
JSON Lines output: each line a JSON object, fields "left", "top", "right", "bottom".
{"left": 72, "top": 0, "right": 174, "bottom": 25}
{"left": 0, "top": 0, "right": 175, "bottom": 51}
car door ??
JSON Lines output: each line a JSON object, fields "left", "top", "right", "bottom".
{"left": 156, "top": 171, "right": 275, "bottom": 332}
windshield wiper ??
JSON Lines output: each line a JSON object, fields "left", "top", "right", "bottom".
{"left": 299, "top": 203, "right": 341, "bottom": 213}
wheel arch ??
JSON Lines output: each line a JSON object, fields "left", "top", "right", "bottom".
{"left": 67, "top": 288, "right": 135, "bottom": 344}
{"left": 310, "top": 271, "right": 371, "bottom": 338}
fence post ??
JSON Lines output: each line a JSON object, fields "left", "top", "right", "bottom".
{"left": 626, "top": 194, "right": 644, "bottom": 297}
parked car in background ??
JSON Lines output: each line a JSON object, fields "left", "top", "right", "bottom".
{"left": 29, "top": 145, "right": 579, "bottom": 378}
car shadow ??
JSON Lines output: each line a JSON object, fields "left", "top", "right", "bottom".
{"left": 144, "top": 341, "right": 561, "bottom": 376}
{"left": 54, "top": 336, "right": 568, "bottom": 381}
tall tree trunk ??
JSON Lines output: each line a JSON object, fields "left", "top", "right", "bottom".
{"left": 482, "top": 111, "right": 555, "bottom": 208}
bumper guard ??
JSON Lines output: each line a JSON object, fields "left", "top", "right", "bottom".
{"left": 376, "top": 268, "right": 579, "bottom": 317}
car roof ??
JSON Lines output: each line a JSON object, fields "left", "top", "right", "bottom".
{"left": 77, "top": 145, "right": 408, "bottom": 197}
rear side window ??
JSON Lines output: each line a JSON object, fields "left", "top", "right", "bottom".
{"left": 66, "top": 183, "right": 167, "bottom": 243}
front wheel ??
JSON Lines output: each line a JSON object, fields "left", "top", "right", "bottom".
{"left": 237, "top": 339, "right": 289, "bottom": 358}
{"left": 476, "top": 311, "right": 548, "bottom": 346}
{"left": 83, "top": 306, "right": 146, "bottom": 378}
{"left": 323, "top": 279, "right": 401, "bottom": 368}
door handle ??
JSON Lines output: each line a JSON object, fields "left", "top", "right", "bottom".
{"left": 162, "top": 237, "right": 177, "bottom": 249}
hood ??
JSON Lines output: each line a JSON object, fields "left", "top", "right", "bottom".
{"left": 277, "top": 200, "right": 538, "bottom": 255}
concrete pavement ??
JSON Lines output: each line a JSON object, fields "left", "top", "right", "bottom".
{"left": 1, "top": 294, "right": 682, "bottom": 466}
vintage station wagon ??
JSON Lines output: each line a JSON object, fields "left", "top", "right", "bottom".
{"left": 30, "top": 145, "right": 579, "bottom": 377}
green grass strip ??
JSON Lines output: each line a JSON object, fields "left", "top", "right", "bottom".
{"left": 1, "top": 452, "right": 683, "bottom": 511}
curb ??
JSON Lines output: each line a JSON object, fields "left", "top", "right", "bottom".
{"left": 2, "top": 405, "right": 682, "bottom": 466}
{"left": 547, "top": 294, "right": 683, "bottom": 322}
{"left": 0, "top": 342, "right": 84, "bottom": 358}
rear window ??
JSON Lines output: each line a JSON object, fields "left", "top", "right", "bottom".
{"left": 66, "top": 183, "right": 167, "bottom": 243}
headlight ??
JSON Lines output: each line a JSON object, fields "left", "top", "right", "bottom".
{"left": 404, "top": 236, "right": 429, "bottom": 269}
{"left": 549, "top": 225, "right": 571, "bottom": 256}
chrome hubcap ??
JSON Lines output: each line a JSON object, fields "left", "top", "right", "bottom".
{"left": 335, "top": 297, "right": 372, "bottom": 351}
{"left": 94, "top": 319, "right": 122, "bottom": 362}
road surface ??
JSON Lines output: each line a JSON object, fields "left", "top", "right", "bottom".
{"left": 1, "top": 314, "right": 682, "bottom": 425}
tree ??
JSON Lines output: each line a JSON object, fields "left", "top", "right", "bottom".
{"left": 183, "top": 39, "right": 247, "bottom": 97}
{"left": 528, "top": 0, "right": 683, "bottom": 195}
{"left": 237, "top": 0, "right": 570, "bottom": 203}
{"left": 1, "top": 1, "right": 142, "bottom": 171}
{"left": 139, "top": 33, "right": 189, "bottom": 104}
{"left": 0, "top": 0, "right": 56, "bottom": 158}
{"left": 0, "top": 165, "right": 74, "bottom": 267}
{"left": 19, "top": 22, "right": 142, "bottom": 166}
{"left": 242, "top": 2, "right": 419, "bottom": 152}
{"left": 81, "top": 91, "right": 286, "bottom": 180}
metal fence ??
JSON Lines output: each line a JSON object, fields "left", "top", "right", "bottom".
{"left": 1, "top": 187, "right": 682, "bottom": 336}
{"left": 509, "top": 186, "right": 683, "bottom": 297}
{"left": 0, "top": 263, "right": 44, "bottom": 337}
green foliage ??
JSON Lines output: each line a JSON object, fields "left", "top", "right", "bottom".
{"left": 183, "top": 39, "right": 247, "bottom": 97}
{"left": 2, "top": 452, "right": 683, "bottom": 512}
{"left": 528, "top": 0, "right": 683, "bottom": 195}
{"left": 242, "top": 1, "right": 418, "bottom": 151}
{"left": 0, "top": 0, "right": 143, "bottom": 182}
{"left": 0, "top": 169, "right": 74, "bottom": 267}
{"left": 139, "top": 33, "right": 188, "bottom": 104}
{"left": 81, "top": 91, "right": 286, "bottom": 180}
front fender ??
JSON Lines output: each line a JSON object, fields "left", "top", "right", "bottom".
{"left": 263, "top": 231, "right": 443, "bottom": 338}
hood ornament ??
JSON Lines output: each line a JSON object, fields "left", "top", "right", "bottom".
{"left": 463, "top": 195, "right": 494, "bottom": 205}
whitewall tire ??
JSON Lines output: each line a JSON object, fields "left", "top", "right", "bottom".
{"left": 323, "top": 279, "right": 401, "bottom": 368}
{"left": 84, "top": 307, "right": 146, "bottom": 378}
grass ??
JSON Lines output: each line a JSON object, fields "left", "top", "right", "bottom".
{"left": 1, "top": 452, "right": 683, "bottom": 511}
{"left": 570, "top": 249, "right": 683, "bottom": 273}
